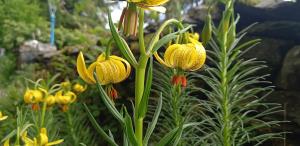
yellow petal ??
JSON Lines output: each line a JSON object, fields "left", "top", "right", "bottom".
{"left": 128, "top": 0, "right": 144, "bottom": 2}
{"left": 4, "top": 138, "right": 9, "bottom": 146}
{"left": 110, "top": 56, "right": 131, "bottom": 80}
{"left": 143, "top": 0, "right": 169, "bottom": 6}
{"left": 77, "top": 52, "right": 95, "bottom": 84}
{"left": 190, "top": 43, "right": 206, "bottom": 71}
{"left": 153, "top": 52, "right": 169, "bottom": 67}
{"left": 46, "top": 139, "right": 64, "bottom": 146}
{"left": 144, "top": 6, "right": 166, "bottom": 13}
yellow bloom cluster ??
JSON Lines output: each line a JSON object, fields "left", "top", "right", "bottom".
{"left": 23, "top": 81, "right": 86, "bottom": 112}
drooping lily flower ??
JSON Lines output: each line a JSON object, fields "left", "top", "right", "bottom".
{"left": 77, "top": 52, "right": 131, "bottom": 85}
{"left": 22, "top": 128, "right": 63, "bottom": 146}
{"left": 72, "top": 83, "right": 87, "bottom": 94}
{"left": 24, "top": 89, "right": 44, "bottom": 110}
{"left": 154, "top": 41, "right": 206, "bottom": 71}
{"left": 154, "top": 37, "right": 206, "bottom": 87}
{"left": 44, "top": 95, "right": 56, "bottom": 107}
{"left": 0, "top": 111, "right": 8, "bottom": 121}
{"left": 77, "top": 52, "right": 131, "bottom": 99}
{"left": 55, "top": 90, "right": 77, "bottom": 112}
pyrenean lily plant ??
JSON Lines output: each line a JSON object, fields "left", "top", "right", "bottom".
{"left": 77, "top": 0, "right": 208, "bottom": 145}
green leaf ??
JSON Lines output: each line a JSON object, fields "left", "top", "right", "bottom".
{"left": 108, "top": 11, "right": 138, "bottom": 67}
{"left": 156, "top": 127, "right": 180, "bottom": 146}
{"left": 143, "top": 93, "right": 163, "bottom": 146}
{"left": 83, "top": 104, "right": 118, "bottom": 146}
{"left": 124, "top": 109, "right": 138, "bottom": 146}
{"left": 94, "top": 72, "right": 124, "bottom": 124}
{"left": 137, "top": 57, "right": 153, "bottom": 118}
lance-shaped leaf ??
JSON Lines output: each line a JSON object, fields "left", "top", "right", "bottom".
{"left": 137, "top": 57, "right": 153, "bottom": 118}
{"left": 143, "top": 93, "right": 163, "bottom": 146}
{"left": 124, "top": 108, "right": 138, "bottom": 146}
{"left": 108, "top": 11, "right": 138, "bottom": 68}
{"left": 156, "top": 126, "right": 181, "bottom": 146}
{"left": 94, "top": 72, "right": 124, "bottom": 124}
{"left": 83, "top": 104, "right": 118, "bottom": 146}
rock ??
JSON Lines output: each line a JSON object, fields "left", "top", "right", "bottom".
{"left": 249, "top": 21, "right": 300, "bottom": 42}
{"left": 277, "top": 46, "right": 300, "bottom": 90}
{"left": 241, "top": 37, "right": 293, "bottom": 80}
{"left": 19, "top": 40, "right": 58, "bottom": 63}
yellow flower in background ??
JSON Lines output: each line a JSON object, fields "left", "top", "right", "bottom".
{"left": 154, "top": 39, "right": 206, "bottom": 71}
{"left": 22, "top": 128, "right": 63, "bottom": 146}
{"left": 128, "top": 0, "right": 169, "bottom": 13}
{"left": 24, "top": 89, "right": 43, "bottom": 104}
{"left": 0, "top": 111, "right": 8, "bottom": 121}
{"left": 44, "top": 95, "right": 56, "bottom": 107}
{"left": 39, "top": 128, "right": 64, "bottom": 146}
{"left": 73, "top": 83, "right": 87, "bottom": 94}
{"left": 55, "top": 90, "right": 77, "bottom": 112}
{"left": 61, "top": 81, "right": 71, "bottom": 90}
{"left": 55, "top": 91, "right": 77, "bottom": 105}
{"left": 4, "top": 138, "right": 9, "bottom": 146}
{"left": 77, "top": 52, "right": 131, "bottom": 85}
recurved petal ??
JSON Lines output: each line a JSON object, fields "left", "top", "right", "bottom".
{"left": 190, "top": 43, "right": 206, "bottom": 71}
{"left": 110, "top": 56, "right": 131, "bottom": 79}
{"left": 77, "top": 52, "right": 95, "bottom": 84}
{"left": 46, "top": 139, "right": 64, "bottom": 146}
{"left": 154, "top": 52, "right": 170, "bottom": 67}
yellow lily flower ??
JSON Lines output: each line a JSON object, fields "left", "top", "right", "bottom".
{"left": 61, "top": 81, "right": 71, "bottom": 91}
{"left": 24, "top": 89, "right": 43, "bottom": 104}
{"left": 55, "top": 90, "right": 77, "bottom": 112}
{"left": 154, "top": 39, "right": 206, "bottom": 71}
{"left": 73, "top": 83, "right": 87, "bottom": 94}
{"left": 22, "top": 128, "right": 63, "bottom": 146}
{"left": 77, "top": 52, "right": 131, "bottom": 85}
{"left": 4, "top": 138, "right": 9, "bottom": 146}
{"left": 128, "top": 0, "right": 169, "bottom": 13}
{"left": 0, "top": 111, "right": 8, "bottom": 121}
{"left": 44, "top": 95, "right": 56, "bottom": 107}
{"left": 55, "top": 91, "right": 77, "bottom": 105}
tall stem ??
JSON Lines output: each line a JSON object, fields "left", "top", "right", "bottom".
{"left": 135, "top": 55, "right": 148, "bottom": 146}
{"left": 135, "top": 8, "right": 148, "bottom": 146}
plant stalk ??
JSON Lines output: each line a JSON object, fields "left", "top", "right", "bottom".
{"left": 134, "top": 8, "right": 148, "bottom": 146}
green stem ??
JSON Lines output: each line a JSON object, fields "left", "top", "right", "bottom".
{"left": 139, "top": 8, "right": 146, "bottom": 55}
{"left": 40, "top": 102, "right": 47, "bottom": 128}
{"left": 135, "top": 55, "right": 148, "bottom": 146}
{"left": 105, "top": 38, "right": 114, "bottom": 60}
{"left": 221, "top": 31, "right": 230, "bottom": 146}
{"left": 147, "top": 19, "right": 184, "bottom": 54}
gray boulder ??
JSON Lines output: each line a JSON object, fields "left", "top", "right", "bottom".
{"left": 19, "top": 40, "right": 58, "bottom": 63}
{"left": 277, "top": 45, "right": 300, "bottom": 90}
